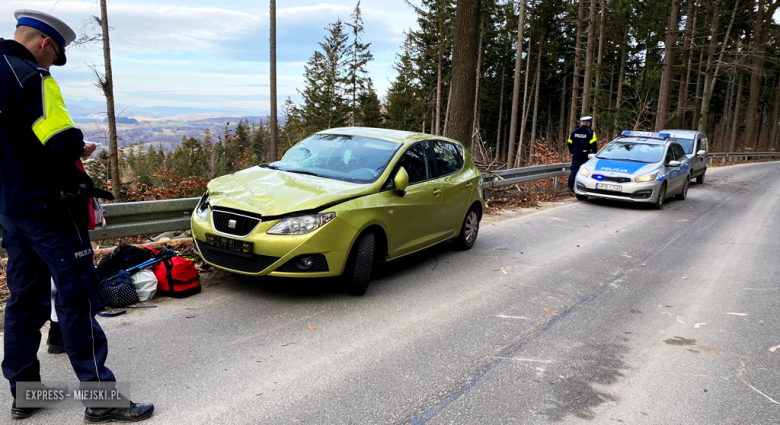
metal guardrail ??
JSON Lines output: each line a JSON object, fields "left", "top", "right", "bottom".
{"left": 0, "top": 151, "right": 777, "bottom": 255}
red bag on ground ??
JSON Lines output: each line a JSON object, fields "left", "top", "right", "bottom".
{"left": 145, "top": 247, "right": 201, "bottom": 298}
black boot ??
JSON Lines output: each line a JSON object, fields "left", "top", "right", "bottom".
{"left": 47, "top": 321, "right": 66, "bottom": 354}
{"left": 84, "top": 402, "right": 154, "bottom": 423}
{"left": 11, "top": 384, "right": 68, "bottom": 419}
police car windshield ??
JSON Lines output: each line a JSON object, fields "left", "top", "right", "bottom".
{"left": 597, "top": 139, "right": 664, "bottom": 163}
{"left": 268, "top": 134, "right": 401, "bottom": 184}
{"left": 672, "top": 138, "right": 695, "bottom": 154}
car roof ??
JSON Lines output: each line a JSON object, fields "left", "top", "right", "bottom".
{"left": 660, "top": 129, "right": 701, "bottom": 138}
{"left": 614, "top": 137, "right": 670, "bottom": 145}
{"left": 317, "top": 127, "right": 463, "bottom": 147}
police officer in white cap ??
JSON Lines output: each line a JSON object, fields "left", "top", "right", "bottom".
{"left": 566, "top": 116, "right": 599, "bottom": 192}
{"left": 0, "top": 10, "right": 154, "bottom": 421}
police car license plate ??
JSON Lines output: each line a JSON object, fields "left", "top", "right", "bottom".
{"left": 206, "top": 234, "right": 254, "bottom": 258}
{"left": 596, "top": 183, "right": 623, "bottom": 192}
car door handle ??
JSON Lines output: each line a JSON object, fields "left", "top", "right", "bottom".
{"left": 433, "top": 189, "right": 442, "bottom": 196}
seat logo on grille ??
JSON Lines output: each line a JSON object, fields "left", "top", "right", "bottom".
{"left": 228, "top": 219, "right": 237, "bottom": 229}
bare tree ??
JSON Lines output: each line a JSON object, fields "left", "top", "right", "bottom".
{"left": 567, "top": 0, "right": 586, "bottom": 130}
{"left": 507, "top": 0, "right": 527, "bottom": 168}
{"left": 729, "top": 71, "right": 744, "bottom": 152}
{"left": 592, "top": 0, "right": 607, "bottom": 129}
{"left": 445, "top": 0, "right": 482, "bottom": 149}
{"left": 528, "top": 37, "right": 544, "bottom": 164}
{"left": 517, "top": 32, "right": 533, "bottom": 167}
{"left": 472, "top": 22, "right": 484, "bottom": 147}
{"left": 98, "top": 0, "right": 120, "bottom": 201}
{"left": 270, "top": 0, "right": 278, "bottom": 160}
{"left": 676, "top": 1, "right": 696, "bottom": 120}
{"left": 698, "top": 2, "right": 720, "bottom": 132}
{"left": 655, "top": 0, "right": 680, "bottom": 131}
{"left": 743, "top": 0, "right": 780, "bottom": 150}
{"left": 581, "top": 0, "right": 598, "bottom": 116}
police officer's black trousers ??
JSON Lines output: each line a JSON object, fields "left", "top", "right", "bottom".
{"left": 568, "top": 152, "right": 590, "bottom": 189}
{"left": 0, "top": 212, "right": 115, "bottom": 398}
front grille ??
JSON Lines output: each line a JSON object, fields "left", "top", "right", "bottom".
{"left": 594, "top": 175, "right": 631, "bottom": 183}
{"left": 197, "top": 241, "right": 279, "bottom": 273}
{"left": 276, "top": 255, "right": 329, "bottom": 273}
{"left": 212, "top": 210, "right": 261, "bottom": 237}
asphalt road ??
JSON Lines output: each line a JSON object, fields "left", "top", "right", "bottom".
{"left": 1, "top": 161, "right": 778, "bottom": 424}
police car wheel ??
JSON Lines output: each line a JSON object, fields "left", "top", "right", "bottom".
{"left": 576, "top": 194, "right": 588, "bottom": 201}
{"left": 654, "top": 183, "right": 667, "bottom": 210}
{"left": 454, "top": 206, "right": 480, "bottom": 250}
{"left": 676, "top": 177, "right": 690, "bottom": 200}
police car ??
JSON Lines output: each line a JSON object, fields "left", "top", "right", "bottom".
{"left": 574, "top": 131, "right": 692, "bottom": 209}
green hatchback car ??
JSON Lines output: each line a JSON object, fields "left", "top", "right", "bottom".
{"left": 191, "top": 127, "right": 483, "bottom": 295}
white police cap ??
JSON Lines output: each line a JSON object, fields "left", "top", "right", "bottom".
{"left": 580, "top": 116, "right": 593, "bottom": 122}
{"left": 14, "top": 9, "right": 76, "bottom": 66}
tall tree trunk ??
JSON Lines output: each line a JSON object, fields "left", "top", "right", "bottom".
{"left": 692, "top": 46, "right": 705, "bottom": 130}
{"left": 507, "top": 0, "right": 527, "bottom": 168}
{"left": 445, "top": 0, "right": 482, "bottom": 149}
{"left": 99, "top": 0, "right": 120, "bottom": 201}
{"left": 615, "top": 22, "right": 628, "bottom": 110}
{"left": 729, "top": 72, "right": 744, "bottom": 152}
{"left": 269, "top": 0, "right": 278, "bottom": 160}
{"left": 743, "top": 0, "right": 776, "bottom": 150}
{"left": 517, "top": 33, "right": 533, "bottom": 167}
{"left": 497, "top": 67, "right": 506, "bottom": 163}
{"left": 710, "top": 1, "right": 739, "bottom": 92}
{"left": 581, "top": 0, "right": 598, "bottom": 116}
{"left": 656, "top": 0, "right": 680, "bottom": 131}
{"left": 593, "top": 0, "right": 607, "bottom": 130}
{"left": 559, "top": 74, "right": 568, "bottom": 149}
{"left": 677, "top": 0, "right": 696, "bottom": 119}
{"left": 443, "top": 84, "right": 453, "bottom": 136}
{"left": 472, "top": 23, "right": 484, "bottom": 148}
{"left": 436, "top": 56, "right": 442, "bottom": 135}
{"left": 608, "top": 67, "right": 614, "bottom": 110}
{"left": 698, "top": 2, "right": 719, "bottom": 132}
{"left": 568, "top": 0, "right": 586, "bottom": 130}
{"left": 529, "top": 38, "right": 543, "bottom": 164}
{"left": 770, "top": 77, "right": 780, "bottom": 151}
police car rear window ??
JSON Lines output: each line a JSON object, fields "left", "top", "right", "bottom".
{"left": 598, "top": 141, "right": 664, "bottom": 163}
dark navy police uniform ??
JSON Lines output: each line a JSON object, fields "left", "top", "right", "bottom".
{"left": 0, "top": 39, "right": 115, "bottom": 397}
{"left": 567, "top": 123, "right": 598, "bottom": 189}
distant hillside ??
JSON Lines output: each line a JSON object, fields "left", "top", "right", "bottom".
{"left": 64, "top": 98, "right": 266, "bottom": 121}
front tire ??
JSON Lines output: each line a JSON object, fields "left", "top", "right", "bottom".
{"left": 654, "top": 183, "right": 667, "bottom": 210}
{"left": 342, "top": 232, "right": 375, "bottom": 296}
{"left": 676, "top": 176, "right": 690, "bottom": 200}
{"left": 576, "top": 194, "right": 588, "bottom": 201}
{"left": 453, "top": 206, "right": 480, "bottom": 250}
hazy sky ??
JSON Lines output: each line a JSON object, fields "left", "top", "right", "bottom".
{"left": 0, "top": 1, "right": 422, "bottom": 114}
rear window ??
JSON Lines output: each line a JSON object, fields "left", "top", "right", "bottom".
{"left": 598, "top": 140, "right": 665, "bottom": 163}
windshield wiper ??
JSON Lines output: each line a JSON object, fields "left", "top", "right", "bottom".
{"left": 284, "top": 170, "right": 322, "bottom": 177}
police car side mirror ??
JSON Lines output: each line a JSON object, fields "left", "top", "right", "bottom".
{"left": 667, "top": 160, "right": 682, "bottom": 168}
{"left": 588, "top": 154, "right": 596, "bottom": 159}
{"left": 697, "top": 150, "right": 706, "bottom": 156}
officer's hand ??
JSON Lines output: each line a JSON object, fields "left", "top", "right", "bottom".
{"left": 82, "top": 143, "right": 97, "bottom": 157}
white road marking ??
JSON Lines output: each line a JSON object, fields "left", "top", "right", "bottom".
{"left": 492, "top": 315, "right": 530, "bottom": 320}
{"left": 694, "top": 323, "right": 707, "bottom": 329}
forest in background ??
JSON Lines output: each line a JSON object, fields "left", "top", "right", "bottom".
{"left": 90, "top": 0, "right": 780, "bottom": 201}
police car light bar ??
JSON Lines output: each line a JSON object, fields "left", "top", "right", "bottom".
{"left": 622, "top": 131, "right": 671, "bottom": 139}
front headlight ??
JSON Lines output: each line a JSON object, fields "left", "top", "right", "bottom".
{"left": 268, "top": 212, "right": 336, "bottom": 235}
{"left": 635, "top": 171, "right": 659, "bottom": 183}
{"left": 579, "top": 167, "right": 591, "bottom": 177}
{"left": 196, "top": 192, "right": 210, "bottom": 221}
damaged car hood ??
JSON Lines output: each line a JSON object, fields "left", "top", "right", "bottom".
{"left": 207, "top": 166, "right": 376, "bottom": 216}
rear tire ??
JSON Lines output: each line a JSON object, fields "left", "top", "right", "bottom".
{"left": 676, "top": 176, "right": 690, "bottom": 200}
{"left": 342, "top": 232, "right": 375, "bottom": 296}
{"left": 453, "top": 206, "right": 481, "bottom": 250}
{"left": 576, "top": 194, "right": 588, "bottom": 201}
{"left": 696, "top": 171, "right": 705, "bottom": 184}
{"left": 654, "top": 183, "right": 667, "bottom": 210}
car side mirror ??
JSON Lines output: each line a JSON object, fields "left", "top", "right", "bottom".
{"left": 588, "top": 154, "right": 596, "bottom": 159}
{"left": 394, "top": 167, "right": 409, "bottom": 196}
{"left": 697, "top": 150, "right": 706, "bottom": 156}
{"left": 667, "top": 160, "right": 682, "bottom": 168}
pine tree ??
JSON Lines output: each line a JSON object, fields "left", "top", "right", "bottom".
{"left": 346, "top": 1, "right": 374, "bottom": 126}
{"left": 386, "top": 33, "right": 424, "bottom": 131}
{"left": 299, "top": 20, "right": 351, "bottom": 133}
{"left": 357, "top": 78, "right": 383, "bottom": 127}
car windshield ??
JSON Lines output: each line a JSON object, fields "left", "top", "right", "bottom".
{"left": 672, "top": 137, "right": 695, "bottom": 154}
{"left": 268, "top": 134, "right": 401, "bottom": 184}
{"left": 597, "top": 139, "right": 664, "bottom": 163}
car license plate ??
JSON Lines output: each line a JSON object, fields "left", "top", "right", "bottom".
{"left": 596, "top": 183, "right": 623, "bottom": 192}
{"left": 205, "top": 234, "right": 254, "bottom": 258}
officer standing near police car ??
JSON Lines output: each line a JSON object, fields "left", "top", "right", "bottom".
{"left": 567, "top": 116, "right": 598, "bottom": 192}
{"left": 0, "top": 10, "right": 154, "bottom": 421}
